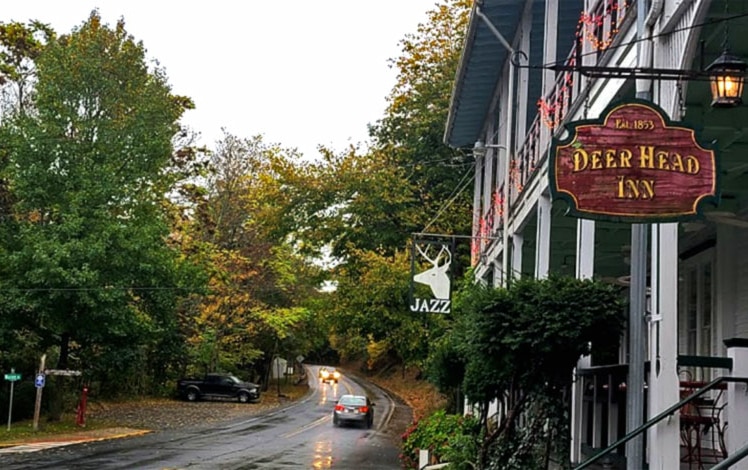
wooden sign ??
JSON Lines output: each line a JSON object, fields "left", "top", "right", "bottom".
{"left": 549, "top": 100, "right": 718, "bottom": 221}
{"left": 409, "top": 238, "right": 453, "bottom": 314}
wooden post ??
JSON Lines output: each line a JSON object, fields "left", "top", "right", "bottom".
{"left": 32, "top": 354, "right": 45, "bottom": 431}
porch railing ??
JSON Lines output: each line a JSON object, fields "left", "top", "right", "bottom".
{"left": 506, "top": 0, "right": 637, "bottom": 212}
{"left": 574, "top": 374, "right": 748, "bottom": 470}
{"left": 713, "top": 441, "right": 748, "bottom": 470}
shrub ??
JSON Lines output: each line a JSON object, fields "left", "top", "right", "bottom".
{"left": 400, "top": 410, "right": 480, "bottom": 469}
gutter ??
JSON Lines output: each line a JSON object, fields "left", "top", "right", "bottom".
{"left": 443, "top": 3, "right": 481, "bottom": 146}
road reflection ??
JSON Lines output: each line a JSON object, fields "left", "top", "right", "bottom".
{"left": 318, "top": 380, "right": 339, "bottom": 404}
{"left": 312, "top": 439, "right": 333, "bottom": 469}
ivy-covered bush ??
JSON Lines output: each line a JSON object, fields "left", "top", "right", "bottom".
{"left": 400, "top": 409, "right": 480, "bottom": 469}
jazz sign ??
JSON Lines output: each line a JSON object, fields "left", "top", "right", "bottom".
{"left": 409, "top": 237, "right": 454, "bottom": 314}
{"left": 549, "top": 100, "right": 718, "bottom": 221}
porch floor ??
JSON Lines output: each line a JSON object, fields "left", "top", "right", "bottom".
{"left": 577, "top": 446, "right": 725, "bottom": 469}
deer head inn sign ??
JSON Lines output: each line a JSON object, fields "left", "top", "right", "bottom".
{"left": 549, "top": 100, "right": 718, "bottom": 222}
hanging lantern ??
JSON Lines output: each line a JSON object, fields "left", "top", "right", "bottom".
{"left": 707, "top": 49, "right": 747, "bottom": 108}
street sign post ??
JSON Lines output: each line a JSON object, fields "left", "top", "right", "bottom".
{"left": 5, "top": 368, "right": 20, "bottom": 431}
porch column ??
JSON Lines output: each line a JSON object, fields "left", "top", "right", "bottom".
{"left": 571, "top": 218, "right": 595, "bottom": 463}
{"left": 511, "top": 234, "right": 523, "bottom": 279}
{"left": 535, "top": 194, "right": 551, "bottom": 279}
{"left": 571, "top": 355, "right": 591, "bottom": 463}
{"left": 725, "top": 338, "right": 748, "bottom": 469}
{"left": 473, "top": 154, "right": 484, "bottom": 267}
{"left": 647, "top": 223, "right": 680, "bottom": 470}
{"left": 575, "top": 219, "right": 595, "bottom": 279}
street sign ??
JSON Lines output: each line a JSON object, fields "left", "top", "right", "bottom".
{"left": 35, "top": 373, "right": 45, "bottom": 388}
{"left": 44, "top": 369, "right": 82, "bottom": 376}
{"left": 4, "top": 373, "right": 21, "bottom": 381}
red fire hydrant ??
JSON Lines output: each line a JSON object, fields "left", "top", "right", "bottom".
{"left": 76, "top": 387, "right": 88, "bottom": 427}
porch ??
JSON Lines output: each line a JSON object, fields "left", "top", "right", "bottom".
{"left": 574, "top": 355, "right": 739, "bottom": 469}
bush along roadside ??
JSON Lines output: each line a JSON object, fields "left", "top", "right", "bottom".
{"left": 400, "top": 409, "right": 480, "bottom": 470}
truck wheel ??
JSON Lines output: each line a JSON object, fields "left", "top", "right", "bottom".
{"left": 238, "top": 391, "right": 250, "bottom": 403}
{"left": 186, "top": 389, "right": 199, "bottom": 402}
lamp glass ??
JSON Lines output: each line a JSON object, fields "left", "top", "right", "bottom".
{"left": 707, "top": 50, "right": 747, "bottom": 108}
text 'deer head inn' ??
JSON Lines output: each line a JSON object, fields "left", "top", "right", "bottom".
{"left": 550, "top": 100, "right": 718, "bottom": 222}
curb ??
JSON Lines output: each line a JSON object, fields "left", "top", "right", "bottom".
{"left": 0, "top": 428, "right": 152, "bottom": 454}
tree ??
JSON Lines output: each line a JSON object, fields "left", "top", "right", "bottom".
{"left": 178, "top": 131, "right": 326, "bottom": 381}
{"left": 0, "top": 12, "right": 201, "bottom": 412}
{"left": 430, "top": 275, "right": 625, "bottom": 469}
{"left": 287, "top": 0, "right": 473, "bottom": 366}
{"left": 326, "top": 248, "right": 446, "bottom": 370}
{"left": 0, "top": 20, "right": 55, "bottom": 115}
{"left": 367, "top": 0, "right": 473, "bottom": 243}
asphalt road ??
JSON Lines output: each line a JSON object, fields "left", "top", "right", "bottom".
{"left": 0, "top": 365, "right": 410, "bottom": 469}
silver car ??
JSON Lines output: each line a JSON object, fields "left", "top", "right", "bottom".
{"left": 332, "top": 394, "right": 374, "bottom": 428}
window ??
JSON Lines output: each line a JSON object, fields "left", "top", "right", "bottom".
{"left": 679, "top": 249, "right": 715, "bottom": 380}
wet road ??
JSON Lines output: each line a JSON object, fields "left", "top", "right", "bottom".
{"left": 1, "top": 366, "right": 407, "bottom": 469}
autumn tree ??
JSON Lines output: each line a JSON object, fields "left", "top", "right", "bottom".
{"left": 296, "top": 0, "right": 473, "bottom": 261}
{"left": 179, "top": 131, "right": 326, "bottom": 382}
{"left": 0, "top": 12, "right": 203, "bottom": 412}
{"left": 293, "top": 0, "right": 473, "bottom": 367}
{"left": 0, "top": 20, "right": 55, "bottom": 115}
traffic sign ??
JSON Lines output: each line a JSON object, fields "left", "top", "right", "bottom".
{"left": 4, "top": 373, "right": 20, "bottom": 382}
{"left": 35, "top": 373, "right": 45, "bottom": 388}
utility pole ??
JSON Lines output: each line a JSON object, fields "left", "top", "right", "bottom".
{"left": 33, "top": 354, "right": 46, "bottom": 431}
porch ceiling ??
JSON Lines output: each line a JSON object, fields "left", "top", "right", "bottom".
{"left": 445, "top": 0, "right": 581, "bottom": 149}
{"left": 444, "top": 0, "right": 525, "bottom": 149}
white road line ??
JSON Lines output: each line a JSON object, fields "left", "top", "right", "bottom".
{"left": 0, "top": 441, "right": 74, "bottom": 454}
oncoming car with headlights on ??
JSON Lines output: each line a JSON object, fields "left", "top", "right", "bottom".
{"left": 319, "top": 367, "right": 341, "bottom": 383}
{"left": 332, "top": 394, "right": 374, "bottom": 428}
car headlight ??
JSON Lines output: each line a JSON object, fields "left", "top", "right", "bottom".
{"left": 333, "top": 371, "right": 341, "bottom": 379}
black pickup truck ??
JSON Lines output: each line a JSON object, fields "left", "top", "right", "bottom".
{"left": 177, "top": 373, "right": 261, "bottom": 403}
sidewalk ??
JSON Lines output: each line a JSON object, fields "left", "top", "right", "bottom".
{"left": 0, "top": 427, "right": 151, "bottom": 454}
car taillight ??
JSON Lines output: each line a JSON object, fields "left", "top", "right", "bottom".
{"left": 335, "top": 404, "right": 345, "bottom": 411}
{"left": 359, "top": 406, "right": 368, "bottom": 413}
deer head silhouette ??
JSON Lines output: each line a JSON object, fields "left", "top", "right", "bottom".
{"left": 413, "top": 244, "right": 451, "bottom": 299}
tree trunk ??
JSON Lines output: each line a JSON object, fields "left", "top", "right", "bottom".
{"left": 47, "top": 332, "right": 70, "bottom": 422}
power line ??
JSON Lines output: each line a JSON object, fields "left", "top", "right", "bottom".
{"left": 0, "top": 286, "right": 203, "bottom": 293}
{"left": 421, "top": 163, "right": 475, "bottom": 233}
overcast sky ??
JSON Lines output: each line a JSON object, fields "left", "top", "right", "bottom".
{"left": 4, "top": 1, "right": 438, "bottom": 158}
